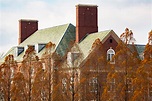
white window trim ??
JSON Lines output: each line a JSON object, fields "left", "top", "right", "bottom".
{"left": 35, "top": 43, "right": 46, "bottom": 53}
{"left": 107, "top": 47, "right": 115, "bottom": 64}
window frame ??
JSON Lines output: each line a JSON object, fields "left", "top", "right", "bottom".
{"left": 35, "top": 43, "right": 46, "bottom": 53}
{"left": 15, "top": 46, "right": 24, "bottom": 57}
{"left": 107, "top": 48, "right": 115, "bottom": 64}
{"left": 107, "top": 78, "right": 115, "bottom": 92}
{"left": 89, "top": 77, "right": 98, "bottom": 93}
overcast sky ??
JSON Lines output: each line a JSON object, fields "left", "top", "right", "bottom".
{"left": 0, "top": 0, "right": 152, "bottom": 54}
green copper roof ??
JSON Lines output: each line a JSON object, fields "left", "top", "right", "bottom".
{"left": 128, "top": 44, "right": 145, "bottom": 60}
{"left": 19, "top": 23, "right": 71, "bottom": 46}
{"left": 56, "top": 24, "right": 75, "bottom": 56}
{"left": 135, "top": 45, "right": 145, "bottom": 55}
{"left": 128, "top": 44, "right": 145, "bottom": 55}
{"left": 79, "top": 30, "right": 112, "bottom": 59}
{"left": 19, "top": 23, "right": 76, "bottom": 57}
{"left": 0, "top": 23, "right": 75, "bottom": 63}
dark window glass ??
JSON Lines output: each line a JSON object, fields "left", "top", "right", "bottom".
{"left": 110, "top": 39, "right": 113, "bottom": 43}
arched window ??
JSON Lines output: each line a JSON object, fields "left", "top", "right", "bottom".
{"left": 107, "top": 48, "right": 115, "bottom": 63}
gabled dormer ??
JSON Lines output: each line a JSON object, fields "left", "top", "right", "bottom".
{"left": 67, "top": 43, "right": 83, "bottom": 67}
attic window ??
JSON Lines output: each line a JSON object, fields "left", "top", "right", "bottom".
{"left": 35, "top": 44, "right": 46, "bottom": 53}
{"left": 15, "top": 47, "right": 24, "bottom": 56}
{"left": 110, "top": 39, "right": 113, "bottom": 43}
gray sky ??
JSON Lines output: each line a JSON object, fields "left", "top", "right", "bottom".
{"left": 0, "top": 0, "right": 152, "bottom": 54}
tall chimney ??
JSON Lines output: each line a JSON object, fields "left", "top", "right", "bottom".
{"left": 18, "top": 19, "right": 38, "bottom": 44}
{"left": 76, "top": 4, "right": 98, "bottom": 43}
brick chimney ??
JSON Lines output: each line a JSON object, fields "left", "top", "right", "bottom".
{"left": 18, "top": 19, "right": 38, "bottom": 44}
{"left": 76, "top": 4, "right": 98, "bottom": 43}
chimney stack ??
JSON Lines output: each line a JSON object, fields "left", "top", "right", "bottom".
{"left": 18, "top": 19, "right": 38, "bottom": 44}
{"left": 76, "top": 4, "right": 98, "bottom": 43}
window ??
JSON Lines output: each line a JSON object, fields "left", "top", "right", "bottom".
{"left": 89, "top": 77, "right": 98, "bottom": 93}
{"left": 108, "top": 78, "right": 115, "bottom": 92}
{"left": 107, "top": 48, "right": 115, "bottom": 63}
{"left": 15, "top": 47, "right": 24, "bottom": 56}
{"left": 126, "top": 78, "right": 133, "bottom": 93}
{"left": 35, "top": 43, "right": 46, "bottom": 53}
{"left": 110, "top": 39, "right": 113, "bottom": 43}
{"left": 69, "top": 77, "right": 74, "bottom": 93}
{"left": 62, "top": 78, "right": 67, "bottom": 93}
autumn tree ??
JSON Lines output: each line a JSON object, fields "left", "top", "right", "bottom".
{"left": 0, "top": 64, "right": 4, "bottom": 101}
{"left": 52, "top": 70, "right": 74, "bottom": 101}
{"left": 31, "top": 64, "right": 49, "bottom": 101}
{"left": 19, "top": 46, "right": 39, "bottom": 101}
{"left": 11, "top": 72, "right": 27, "bottom": 101}
{"left": 120, "top": 28, "right": 136, "bottom": 44}
{"left": 41, "top": 41, "right": 56, "bottom": 101}
{"left": 131, "top": 32, "right": 152, "bottom": 101}
{"left": 0, "top": 55, "right": 17, "bottom": 101}
{"left": 148, "top": 30, "right": 152, "bottom": 45}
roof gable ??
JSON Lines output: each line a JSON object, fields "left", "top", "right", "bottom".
{"left": 79, "top": 30, "right": 119, "bottom": 59}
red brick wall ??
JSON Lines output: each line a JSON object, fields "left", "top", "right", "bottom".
{"left": 76, "top": 5, "right": 98, "bottom": 43}
{"left": 103, "top": 35, "right": 118, "bottom": 52}
{"left": 18, "top": 19, "right": 38, "bottom": 44}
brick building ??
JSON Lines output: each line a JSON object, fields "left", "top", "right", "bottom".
{"left": 0, "top": 4, "right": 149, "bottom": 101}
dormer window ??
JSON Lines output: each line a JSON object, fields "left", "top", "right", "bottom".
{"left": 15, "top": 47, "right": 24, "bottom": 56}
{"left": 35, "top": 43, "right": 46, "bottom": 53}
{"left": 107, "top": 47, "right": 115, "bottom": 63}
